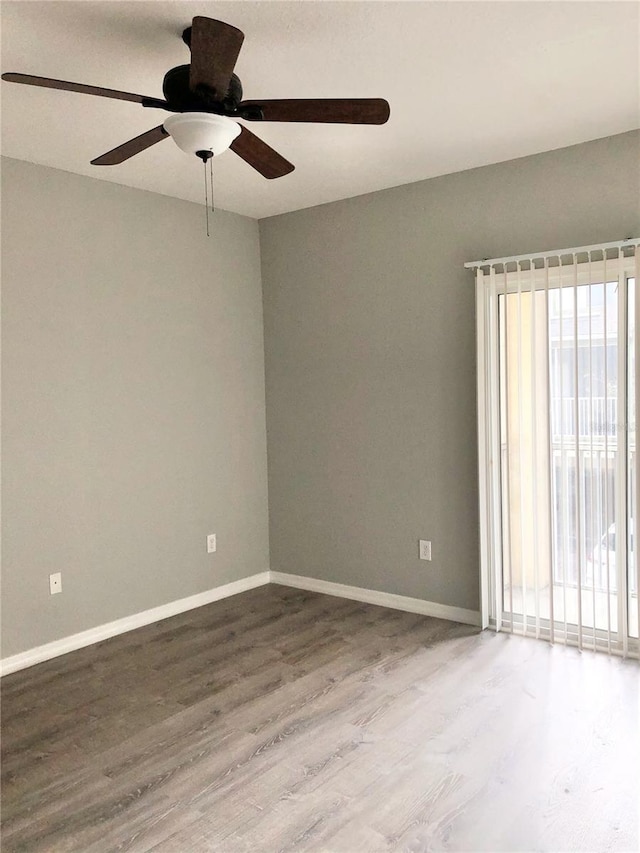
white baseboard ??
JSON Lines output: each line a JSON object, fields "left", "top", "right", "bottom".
{"left": 0, "top": 571, "right": 270, "bottom": 677}
{"left": 1, "top": 569, "right": 479, "bottom": 677}
{"left": 270, "top": 571, "right": 481, "bottom": 627}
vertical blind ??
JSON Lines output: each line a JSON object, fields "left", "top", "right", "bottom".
{"left": 470, "top": 240, "right": 640, "bottom": 657}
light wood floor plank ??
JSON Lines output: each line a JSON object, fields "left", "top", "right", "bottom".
{"left": 1, "top": 584, "right": 638, "bottom": 852}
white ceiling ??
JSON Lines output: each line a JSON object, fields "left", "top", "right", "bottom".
{"left": 1, "top": 1, "right": 638, "bottom": 220}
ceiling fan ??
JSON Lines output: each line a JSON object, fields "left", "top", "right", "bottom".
{"left": 1, "top": 16, "right": 391, "bottom": 180}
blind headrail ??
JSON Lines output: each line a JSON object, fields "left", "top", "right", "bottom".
{"left": 464, "top": 238, "right": 640, "bottom": 270}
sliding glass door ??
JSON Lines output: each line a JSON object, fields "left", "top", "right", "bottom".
{"left": 475, "top": 245, "right": 639, "bottom": 655}
{"left": 628, "top": 282, "right": 638, "bottom": 640}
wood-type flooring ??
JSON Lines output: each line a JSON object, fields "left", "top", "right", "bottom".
{"left": 1, "top": 584, "right": 638, "bottom": 852}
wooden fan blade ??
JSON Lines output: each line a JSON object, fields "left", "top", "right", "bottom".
{"left": 1, "top": 72, "right": 160, "bottom": 104}
{"left": 230, "top": 126, "right": 294, "bottom": 180}
{"left": 91, "top": 125, "right": 169, "bottom": 166}
{"left": 189, "top": 17, "right": 244, "bottom": 100}
{"left": 238, "top": 98, "right": 390, "bottom": 124}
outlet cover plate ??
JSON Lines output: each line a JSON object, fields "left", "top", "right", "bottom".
{"left": 207, "top": 534, "right": 217, "bottom": 554}
{"left": 49, "top": 572, "right": 62, "bottom": 594}
{"left": 419, "top": 540, "right": 432, "bottom": 561}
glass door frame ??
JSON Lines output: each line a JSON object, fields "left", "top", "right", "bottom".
{"left": 476, "top": 251, "right": 639, "bottom": 657}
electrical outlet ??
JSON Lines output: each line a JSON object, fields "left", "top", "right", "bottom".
{"left": 419, "top": 540, "right": 432, "bottom": 561}
{"left": 49, "top": 572, "right": 62, "bottom": 594}
{"left": 207, "top": 533, "right": 217, "bottom": 554}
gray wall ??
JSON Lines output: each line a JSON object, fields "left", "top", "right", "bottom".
{"left": 260, "top": 131, "right": 640, "bottom": 613}
{"left": 1, "top": 157, "right": 269, "bottom": 658}
{"left": 3, "top": 131, "right": 639, "bottom": 659}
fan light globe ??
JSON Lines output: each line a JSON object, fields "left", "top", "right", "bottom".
{"left": 163, "top": 113, "right": 241, "bottom": 156}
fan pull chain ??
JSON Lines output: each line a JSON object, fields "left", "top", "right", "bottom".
{"left": 197, "top": 150, "right": 214, "bottom": 236}
{"left": 209, "top": 157, "right": 215, "bottom": 214}
{"left": 203, "top": 158, "right": 210, "bottom": 237}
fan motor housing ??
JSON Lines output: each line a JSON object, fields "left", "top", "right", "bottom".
{"left": 162, "top": 64, "right": 243, "bottom": 114}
